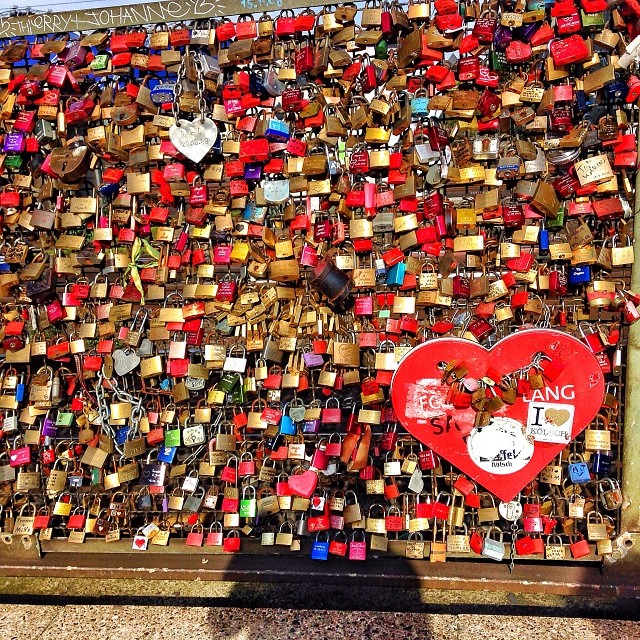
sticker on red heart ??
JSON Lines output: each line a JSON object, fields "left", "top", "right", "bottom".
{"left": 391, "top": 329, "right": 604, "bottom": 501}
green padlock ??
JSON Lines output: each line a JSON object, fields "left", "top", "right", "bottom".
{"left": 547, "top": 205, "right": 565, "bottom": 229}
{"left": 56, "top": 412, "right": 74, "bottom": 427}
{"left": 5, "top": 155, "right": 23, "bottom": 169}
{"left": 218, "top": 372, "right": 239, "bottom": 392}
{"left": 239, "top": 486, "right": 257, "bottom": 519}
{"left": 580, "top": 9, "right": 604, "bottom": 31}
{"left": 232, "top": 382, "right": 246, "bottom": 405}
{"left": 164, "top": 428, "right": 181, "bottom": 448}
{"left": 490, "top": 50, "right": 508, "bottom": 72}
{"left": 89, "top": 53, "right": 110, "bottom": 71}
{"left": 375, "top": 38, "right": 388, "bottom": 60}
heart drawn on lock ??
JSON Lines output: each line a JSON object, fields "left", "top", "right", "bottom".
{"left": 288, "top": 470, "right": 318, "bottom": 498}
{"left": 169, "top": 118, "right": 218, "bottom": 163}
{"left": 134, "top": 536, "right": 147, "bottom": 548}
{"left": 391, "top": 329, "right": 604, "bottom": 501}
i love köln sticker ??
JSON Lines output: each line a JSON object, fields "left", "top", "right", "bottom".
{"left": 391, "top": 329, "right": 604, "bottom": 501}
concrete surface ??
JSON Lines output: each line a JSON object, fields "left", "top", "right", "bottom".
{"left": 0, "top": 605, "right": 636, "bottom": 640}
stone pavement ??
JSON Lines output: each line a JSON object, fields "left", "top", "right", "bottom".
{"left": 0, "top": 604, "right": 637, "bottom": 640}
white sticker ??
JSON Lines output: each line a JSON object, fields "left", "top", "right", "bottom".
{"left": 526, "top": 402, "right": 575, "bottom": 444}
{"left": 467, "top": 417, "right": 534, "bottom": 475}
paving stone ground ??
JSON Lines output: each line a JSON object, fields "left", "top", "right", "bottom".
{"left": 0, "top": 605, "right": 635, "bottom": 640}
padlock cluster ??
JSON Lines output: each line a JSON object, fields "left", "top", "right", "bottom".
{"left": 0, "top": 0, "right": 635, "bottom": 562}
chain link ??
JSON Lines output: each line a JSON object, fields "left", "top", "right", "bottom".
{"left": 509, "top": 522, "right": 518, "bottom": 573}
{"left": 194, "top": 53, "right": 207, "bottom": 122}
{"left": 171, "top": 53, "right": 186, "bottom": 124}
{"left": 171, "top": 50, "right": 207, "bottom": 124}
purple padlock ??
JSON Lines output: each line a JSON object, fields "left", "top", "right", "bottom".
{"left": 493, "top": 24, "right": 513, "bottom": 50}
{"left": 4, "top": 131, "right": 25, "bottom": 154}
{"left": 244, "top": 163, "right": 263, "bottom": 180}
{"left": 303, "top": 351, "right": 325, "bottom": 368}
{"left": 517, "top": 21, "right": 541, "bottom": 42}
{"left": 60, "top": 41, "right": 87, "bottom": 68}
{"left": 41, "top": 417, "right": 58, "bottom": 438}
{"left": 303, "top": 419, "right": 321, "bottom": 434}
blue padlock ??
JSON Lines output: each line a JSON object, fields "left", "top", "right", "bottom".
{"left": 243, "top": 201, "right": 267, "bottom": 223}
{"left": 279, "top": 414, "right": 296, "bottom": 436}
{"left": 15, "top": 376, "right": 26, "bottom": 403}
{"left": 568, "top": 266, "right": 591, "bottom": 287}
{"left": 115, "top": 427, "right": 129, "bottom": 446}
{"left": 311, "top": 533, "right": 330, "bottom": 560}
{"left": 386, "top": 261, "right": 406, "bottom": 287}
{"left": 265, "top": 117, "right": 291, "bottom": 141}
{"left": 591, "top": 451, "right": 612, "bottom": 478}
{"left": 149, "top": 81, "right": 176, "bottom": 105}
{"left": 249, "top": 70, "right": 269, "bottom": 99}
{"left": 374, "top": 256, "right": 387, "bottom": 280}
{"left": 158, "top": 445, "right": 178, "bottom": 464}
{"left": 137, "top": 491, "right": 153, "bottom": 510}
{"left": 604, "top": 78, "right": 629, "bottom": 104}
{"left": 410, "top": 95, "right": 428, "bottom": 118}
{"left": 97, "top": 181, "right": 121, "bottom": 197}
{"left": 568, "top": 455, "right": 591, "bottom": 484}
{"left": 539, "top": 228, "right": 549, "bottom": 253}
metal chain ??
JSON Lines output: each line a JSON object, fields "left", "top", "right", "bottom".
{"left": 194, "top": 53, "right": 207, "bottom": 122}
{"left": 109, "top": 378, "right": 144, "bottom": 443}
{"left": 509, "top": 521, "right": 518, "bottom": 573}
{"left": 171, "top": 53, "right": 186, "bottom": 124}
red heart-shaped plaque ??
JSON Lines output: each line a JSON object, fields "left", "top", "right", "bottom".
{"left": 288, "top": 470, "right": 319, "bottom": 498}
{"left": 391, "top": 329, "right": 604, "bottom": 501}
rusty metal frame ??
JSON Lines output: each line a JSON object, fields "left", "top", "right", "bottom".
{"left": 0, "top": 0, "right": 335, "bottom": 38}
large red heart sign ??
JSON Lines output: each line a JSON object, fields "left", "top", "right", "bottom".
{"left": 391, "top": 329, "right": 604, "bottom": 501}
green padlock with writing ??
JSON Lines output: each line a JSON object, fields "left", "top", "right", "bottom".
{"left": 239, "top": 486, "right": 257, "bottom": 519}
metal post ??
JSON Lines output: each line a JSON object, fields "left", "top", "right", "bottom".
{"left": 618, "top": 130, "right": 640, "bottom": 560}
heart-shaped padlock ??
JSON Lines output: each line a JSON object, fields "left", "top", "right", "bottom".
{"left": 112, "top": 348, "right": 141, "bottom": 376}
{"left": 391, "top": 329, "right": 604, "bottom": 501}
{"left": 169, "top": 118, "right": 218, "bottom": 163}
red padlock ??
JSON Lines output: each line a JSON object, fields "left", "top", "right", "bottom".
{"left": 473, "top": 10, "right": 498, "bottom": 43}
{"left": 505, "top": 40, "right": 532, "bottom": 64}
{"left": 457, "top": 56, "right": 480, "bottom": 81}
{"left": 550, "top": 35, "right": 591, "bottom": 65}
{"left": 557, "top": 13, "right": 582, "bottom": 34}
{"left": 189, "top": 177, "right": 208, "bottom": 206}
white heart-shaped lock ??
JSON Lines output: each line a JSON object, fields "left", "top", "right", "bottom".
{"left": 113, "top": 348, "right": 141, "bottom": 376}
{"left": 169, "top": 117, "right": 218, "bottom": 163}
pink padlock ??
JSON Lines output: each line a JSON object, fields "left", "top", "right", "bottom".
{"left": 214, "top": 245, "right": 232, "bottom": 265}
{"left": 10, "top": 439, "right": 31, "bottom": 468}
{"left": 311, "top": 447, "right": 329, "bottom": 471}
{"left": 163, "top": 162, "right": 186, "bottom": 182}
{"left": 300, "top": 244, "right": 319, "bottom": 267}
{"left": 354, "top": 296, "right": 374, "bottom": 316}
{"left": 364, "top": 182, "right": 377, "bottom": 213}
